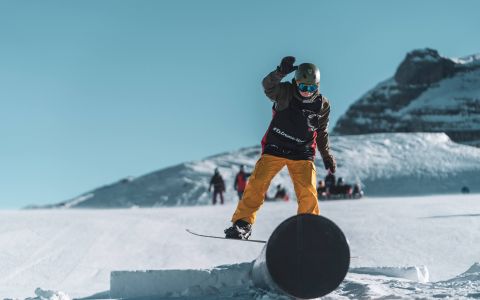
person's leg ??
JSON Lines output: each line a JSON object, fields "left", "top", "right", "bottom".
{"left": 220, "top": 192, "right": 224, "bottom": 205}
{"left": 231, "top": 155, "right": 286, "bottom": 224}
{"left": 237, "top": 191, "right": 243, "bottom": 200}
{"left": 286, "top": 159, "right": 319, "bottom": 215}
{"left": 212, "top": 191, "right": 217, "bottom": 205}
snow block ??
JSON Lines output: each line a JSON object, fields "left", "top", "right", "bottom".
{"left": 110, "top": 215, "right": 349, "bottom": 299}
{"left": 350, "top": 265, "right": 430, "bottom": 283}
{"left": 109, "top": 263, "right": 251, "bottom": 299}
{"left": 252, "top": 214, "right": 350, "bottom": 299}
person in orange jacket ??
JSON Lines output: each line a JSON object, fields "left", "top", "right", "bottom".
{"left": 233, "top": 165, "right": 251, "bottom": 201}
{"left": 225, "top": 56, "right": 336, "bottom": 239}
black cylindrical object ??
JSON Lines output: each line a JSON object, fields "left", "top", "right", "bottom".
{"left": 252, "top": 214, "right": 350, "bottom": 299}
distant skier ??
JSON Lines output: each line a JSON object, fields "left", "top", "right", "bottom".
{"left": 273, "top": 184, "right": 289, "bottom": 201}
{"left": 317, "top": 180, "right": 327, "bottom": 200}
{"left": 233, "top": 165, "right": 251, "bottom": 200}
{"left": 325, "top": 171, "right": 336, "bottom": 189}
{"left": 325, "top": 171, "right": 336, "bottom": 195}
{"left": 265, "top": 184, "right": 289, "bottom": 202}
{"left": 336, "top": 177, "right": 352, "bottom": 198}
{"left": 209, "top": 168, "right": 225, "bottom": 205}
{"left": 353, "top": 183, "right": 364, "bottom": 199}
{"left": 225, "top": 56, "right": 336, "bottom": 239}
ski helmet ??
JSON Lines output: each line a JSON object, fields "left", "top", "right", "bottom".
{"left": 294, "top": 63, "right": 320, "bottom": 86}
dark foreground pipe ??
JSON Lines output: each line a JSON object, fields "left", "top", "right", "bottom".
{"left": 252, "top": 214, "right": 350, "bottom": 299}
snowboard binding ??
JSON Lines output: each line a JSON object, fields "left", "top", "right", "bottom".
{"left": 224, "top": 219, "right": 252, "bottom": 240}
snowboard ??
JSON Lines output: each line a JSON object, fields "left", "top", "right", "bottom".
{"left": 186, "top": 229, "right": 358, "bottom": 258}
{"left": 185, "top": 229, "right": 267, "bottom": 244}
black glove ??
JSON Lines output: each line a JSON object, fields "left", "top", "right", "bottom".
{"left": 277, "top": 56, "right": 298, "bottom": 75}
{"left": 323, "top": 154, "right": 336, "bottom": 174}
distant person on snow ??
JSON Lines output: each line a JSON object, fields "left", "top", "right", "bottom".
{"left": 225, "top": 56, "right": 336, "bottom": 240}
{"left": 209, "top": 168, "right": 225, "bottom": 205}
{"left": 233, "top": 165, "right": 251, "bottom": 200}
{"left": 273, "top": 184, "right": 289, "bottom": 201}
{"left": 265, "top": 184, "right": 290, "bottom": 202}
{"left": 336, "top": 177, "right": 352, "bottom": 198}
{"left": 324, "top": 171, "right": 336, "bottom": 195}
{"left": 353, "top": 183, "right": 364, "bottom": 198}
{"left": 317, "top": 180, "right": 327, "bottom": 200}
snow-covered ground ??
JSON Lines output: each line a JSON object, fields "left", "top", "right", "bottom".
{"left": 3, "top": 193, "right": 480, "bottom": 299}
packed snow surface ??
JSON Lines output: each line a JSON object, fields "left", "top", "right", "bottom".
{"left": 3, "top": 194, "right": 480, "bottom": 299}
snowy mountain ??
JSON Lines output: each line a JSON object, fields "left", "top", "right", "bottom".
{"left": 333, "top": 48, "right": 480, "bottom": 147}
{"left": 33, "top": 132, "right": 480, "bottom": 209}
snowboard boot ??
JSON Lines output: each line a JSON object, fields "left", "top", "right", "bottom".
{"left": 224, "top": 219, "right": 252, "bottom": 240}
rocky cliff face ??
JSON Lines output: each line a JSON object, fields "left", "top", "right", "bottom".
{"left": 333, "top": 48, "right": 480, "bottom": 147}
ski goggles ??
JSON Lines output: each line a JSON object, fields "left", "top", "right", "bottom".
{"left": 297, "top": 83, "right": 318, "bottom": 93}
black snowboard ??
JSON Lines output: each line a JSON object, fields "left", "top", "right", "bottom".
{"left": 185, "top": 229, "right": 267, "bottom": 244}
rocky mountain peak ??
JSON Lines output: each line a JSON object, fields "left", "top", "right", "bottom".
{"left": 394, "top": 48, "right": 456, "bottom": 85}
{"left": 333, "top": 48, "right": 480, "bottom": 147}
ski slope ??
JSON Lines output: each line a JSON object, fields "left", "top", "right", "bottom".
{"left": 36, "top": 132, "right": 480, "bottom": 208}
{"left": 3, "top": 193, "right": 480, "bottom": 299}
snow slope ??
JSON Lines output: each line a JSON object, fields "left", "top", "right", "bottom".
{"left": 34, "top": 133, "right": 480, "bottom": 208}
{"left": 4, "top": 194, "right": 480, "bottom": 299}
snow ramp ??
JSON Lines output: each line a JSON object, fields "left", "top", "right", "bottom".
{"left": 107, "top": 264, "right": 480, "bottom": 300}
{"left": 110, "top": 214, "right": 350, "bottom": 299}
{"left": 109, "top": 263, "right": 252, "bottom": 299}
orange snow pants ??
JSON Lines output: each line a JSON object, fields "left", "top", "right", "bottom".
{"left": 231, "top": 154, "right": 319, "bottom": 224}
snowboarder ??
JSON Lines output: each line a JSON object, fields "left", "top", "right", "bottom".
{"left": 209, "top": 168, "right": 225, "bottom": 205}
{"left": 225, "top": 56, "right": 336, "bottom": 239}
{"left": 233, "top": 165, "right": 251, "bottom": 200}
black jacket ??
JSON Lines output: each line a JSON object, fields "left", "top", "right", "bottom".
{"left": 261, "top": 69, "right": 334, "bottom": 163}
{"left": 209, "top": 174, "right": 225, "bottom": 192}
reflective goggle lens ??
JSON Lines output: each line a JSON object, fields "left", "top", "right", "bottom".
{"left": 298, "top": 83, "right": 318, "bottom": 92}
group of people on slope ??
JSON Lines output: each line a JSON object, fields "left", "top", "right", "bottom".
{"left": 208, "top": 165, "right": 290, "bottom": 205}
{"left": 208, "top": 165, "right": 251, "bottom": 205}
{"left": 317, "top": 172, "right": 363, "bottom": 200}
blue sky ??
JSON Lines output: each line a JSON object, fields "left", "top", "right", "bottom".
{"left": 1, "top": 1, "right": 479, "bottom": 208}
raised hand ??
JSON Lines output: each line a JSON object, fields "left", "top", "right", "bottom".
{"left": 277, "top": 56, "right": 298, "bottom": 75}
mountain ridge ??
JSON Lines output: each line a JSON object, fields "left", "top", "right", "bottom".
{"left": 28, "top": 132, "right": 480, "bottom": 209}
{"left": 333, "top": 48, "right": 480, "bottom": 147}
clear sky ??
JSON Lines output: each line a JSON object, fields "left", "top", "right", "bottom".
{"left": 1, "top": 0, "right": 479, "bottom": 208}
